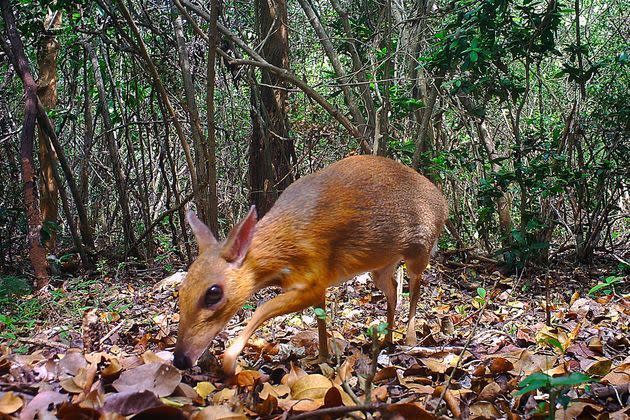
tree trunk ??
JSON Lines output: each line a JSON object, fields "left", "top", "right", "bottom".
{"left": 249, "top": 0, "right": 295, "bottom": 216}
{"left": 86, "top": 42, "right": 137, "bottom": 253}
{"left": 173, "top": 13, "right": 213, "bottom": 228}
{"left": 1, "top": 0, "right": 50, "bottom": 288}
{"left": 36, "top": 8, "right": 61, "bottom": 252}
{"left": 205, "top": 0, "right": 220, "bottom": 236}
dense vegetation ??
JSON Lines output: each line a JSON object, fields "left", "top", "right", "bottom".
{"left": 1, "top": 0, "right": 627, "bottom": 285}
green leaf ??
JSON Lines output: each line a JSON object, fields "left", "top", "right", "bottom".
{"left": 516, "top": 372, "right": 551, "bottom": 395}
{"left": 549, "top": 372, "right": 594, "bottom": 387}
{"left": 477, "top": 287, "right": 486, "bottom": 299}
{"left": 470, "top": 51, "right": 479, "bottom": 62}
{"left": 545, "top": 337, "right": 564, "bottom": 352}
{"left": 314, "top": 307, "right": 326, "bottom": 320}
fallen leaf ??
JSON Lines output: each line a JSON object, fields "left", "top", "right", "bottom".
{"left": 57, "top": 402, "right": 101, "bottom": 419}
{"left": 374, "top": 366, "right": 398, "bottom": 383}
{"left": 290, "top": 374, "right": 334, "bottom": 400}
{"left": 130, "top": 405, "right": 186, "bottom": 419}
{"left": 281, "top": 362, "right": 307, "bottom": 387}
{"left": 585, "top": 358, "right": 613, "bottom": 376}
{"left": 385, "top": 403, "right": 435, "bottom": 419}
{"left": 469, "top": 401, "right": 500, "bottom": 419}
{"left": 103, "top": 390, "right": 163, "bottom": 416}
{"left": 19, "top": 390, "right": 66, "bottom": 420}
{"left": 112, "top": 363, "right": 181, "bottom": 397}
{"left": 253, "top": 394, "right": 278, "bottom": 416}
{"left": 57, "top": 350, "right": 87, "bottom": 376}
{"left": 193, "top": 404, "right": 247, "bottom": 420}
{"left": 194, "top": 382, "right": 216, "bottom": 399}
{"left": 259, "top": 382, "right": 290, "bottom": 400}
{"left": 0, "top": 392, "right": 23, "bottom": 415}
{"left": 212, "top": 388, "right": 236, "bottom": 405}
{"left": 235, "top": 369, "right": 261, "bottom": 388}
{"left": 489, "top": 357, "right": 514, "bottom": 375}
{"left": 478, "top": 381, "right": 502, "bottom": 401}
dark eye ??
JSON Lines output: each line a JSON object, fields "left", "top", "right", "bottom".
{"left": 204, "top": 285, "right": 223, "bottom": 306}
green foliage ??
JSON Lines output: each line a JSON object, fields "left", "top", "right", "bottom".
{"left": 314, "top": 307, "right": 327, "bottom": 320}
{"left": 516, "top": 372, "right": 594, "bottom": 396}
{"left": 516, "top": 372, "right": 595, "bottom": 418}
{"left": 588, "top": 276, "right": 623, "bottom": 297}
{"left": 366, "top": 322, "right": 389, "bottom": 339}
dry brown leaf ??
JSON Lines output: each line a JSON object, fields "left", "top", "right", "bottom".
{"left": 60, "top": 376, "right": 84, "bottom": 394}
{"left": 235, "top": 369, "right": 261, "bottom": 388}
{"left": 601, "top": 363, "right": 630, "bottom": 385}
{"left": 102, "top": 357, "right": 123, "bottom": 381}
{"left": 57, "top": 350, "right": 87, "bottom": 376}
{"left": 489, "top": 357, "right": 514, "bottom": 375}
{"left": 212, "top": 388, "right": 236, "bottom": 405}
{"left": 281, "top": 362, "right": 307, "bottom": 387}
{"left": 19, "top": 390, "right": 66, "bottom": 420}
{"left": 0, "top": 392, "right": 23, "bottom": 415}
{"left": 103, "top": 390, "right": 163, "bottom": 416}
{"left": 478, "top": 381, "right": 502, "bottom": 401}
{"left": 253, "top": 394, "right": 278, "bottom": 417}
{"left": 469, "top": 401, "right": 500, "bottom": 419}
{"left": 385, "top": 402, "right": 435, "bottom": 419}
{"left": 585, "top": 358, "right": 613, "bottom": 376}
{"left": 374, "top": 366, "right": 398, "bottom": 383}
{"left": 421, "top": 357, "right": 449, "bottom": 374}
{"left": 372, "top": 385, "right": 389, "bottom": 401}
{"left": 259, "top": 382, "right": 290, "bottom": 400}
{"left": 279, "top": 399, "right": 321, "bottom": 413}
{"left": 129, "top": 405, "right": 186, "bottom": 419}
{"left": 112, "top": 363, "right": 181, "bottom": 397}
{"left": 290, "top": 374, "right": 334, "bottom": 400}
{"left": 556, "top": 401, "right": 603, "bottom": 419}
{"left": 194, "top": 382, "right": 216, "bottom": 399}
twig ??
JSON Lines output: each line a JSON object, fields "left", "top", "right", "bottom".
{"left": 288, "top": 403, "right": 385, "bottom": 420}
{"left": 389, "top": 345, "right": 465, "bottom": 357}
{"left": 99, "top": 321, "right": 124, "bottom": 345}
{"left": 17, "top": 337, "right": 69, "bottom": 350}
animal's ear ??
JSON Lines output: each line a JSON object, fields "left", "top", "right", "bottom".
{"left": 221, "top": 206, "right": 257, "bottom": 266}
{"left": 187, "top": 210, "right": 218, "bottom": 253}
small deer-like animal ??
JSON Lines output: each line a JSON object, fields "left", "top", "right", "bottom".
{"left": 173, "top": 155, "right": 448, "bottom": 374}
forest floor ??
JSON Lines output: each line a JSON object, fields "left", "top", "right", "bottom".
{"left": 0, "top": 254, "right": 628, "bottom": 419}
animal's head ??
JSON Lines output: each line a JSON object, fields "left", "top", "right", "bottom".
{"left": 173, "top": 206, "right": 257, "bottom": 370}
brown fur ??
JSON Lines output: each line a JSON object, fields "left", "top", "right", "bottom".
{"left": 175, "top": 155, "right": 448, "bottom": 374}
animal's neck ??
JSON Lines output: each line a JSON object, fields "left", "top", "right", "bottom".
{"left": 241, "top": 218, "right": 304, "bottom": 288}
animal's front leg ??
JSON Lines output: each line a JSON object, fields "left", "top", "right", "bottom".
{"left": 222, "top": 287, "right": 322, "bottom": 375}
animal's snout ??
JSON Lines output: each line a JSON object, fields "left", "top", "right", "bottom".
{"left": 173, "top": 352, "right": 191, "bottom": 370}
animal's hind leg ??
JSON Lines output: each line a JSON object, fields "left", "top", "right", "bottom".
{"left": 372, "top": 263, "right": 399, "bottom": 343}
{"left": 405, "top": 250, "right": 430, "bottom": 346}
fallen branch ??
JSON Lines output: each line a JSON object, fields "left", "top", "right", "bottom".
{"left": 99, "top": 321, "right": 125, "bottom": 345}
{"left": 289, "top": 403, "right": 385, "bottom": 420}
{"left": 18, "top": 337, "right": 69, "bottom": 350}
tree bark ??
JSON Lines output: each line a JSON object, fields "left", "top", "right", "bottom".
{"left": 36, "top": 8, "right": 61, "bottom": 252}
{"left": 249, "top": 0, "right": 295, "bottom": 216}
{"left": 205, "top": 0, "right": 220, "bottom": 236}
{"left": 173, "top": 13, "right": 213, "bottom": 228}
{"left": 1, "top": 0, "right": 50, "bottom": 288}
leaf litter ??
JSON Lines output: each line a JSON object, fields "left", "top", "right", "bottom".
{"left": 0, "top": 263, "right": 628, "bottom": 419}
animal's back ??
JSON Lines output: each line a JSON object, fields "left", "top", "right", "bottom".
{"left": 253, "top": 156, "right": 447, "bottom": 280}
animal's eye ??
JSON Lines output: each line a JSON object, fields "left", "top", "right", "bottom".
{"left": 204, "top": 285, "right": 223, "bottom": 306}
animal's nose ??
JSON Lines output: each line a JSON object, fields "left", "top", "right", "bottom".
{"left": 173, "top": 352, "right": 191, "bottom": 369}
